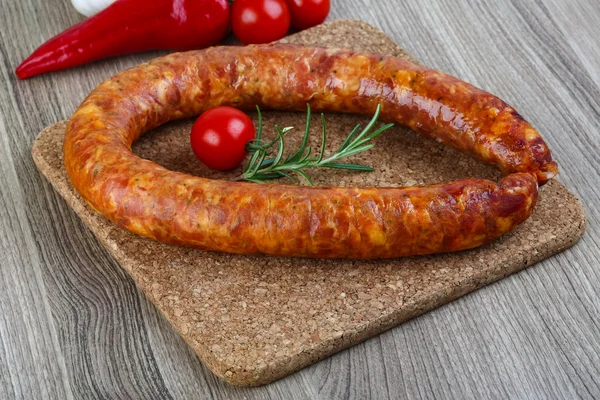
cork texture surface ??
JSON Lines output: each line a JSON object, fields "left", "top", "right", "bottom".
{"left": 32, "top": 20, "right": 586, "bottom": 386}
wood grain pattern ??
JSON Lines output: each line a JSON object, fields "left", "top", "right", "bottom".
{"left": 1, "top": 0, "right": 599, "bottom": 398}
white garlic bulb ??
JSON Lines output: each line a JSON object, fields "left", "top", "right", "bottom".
{"left": 71, "top": 0, "right": 116, "bottom": 17}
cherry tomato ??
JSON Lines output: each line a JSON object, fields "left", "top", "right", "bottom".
{"left": 287, "top": 0, "right": 330, "bottom": 30}
{"left": 231, "top": 0, "right": 291, "bottom": 44}
{"left": 190, "top": 107, "right": 256, "bottom": 170}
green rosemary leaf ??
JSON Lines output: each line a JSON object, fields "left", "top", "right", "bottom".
{"left": 271, "top": 161, "right": 311, "bottom": 172}
{"left": 255, "top": 105, "right": 263, "bottom": 141}
{"left": 246, "top": 178, "right": 267, "bottom": 184}
{"left": 271, "top": 127, "right": 286, "bottom": 167}
{"left": 347, "top": 104, "right": 382, "bottom": 148}
{"left": 245, "top": 147, "right": 263, "bottom": 175}
{"left": 320, "top": 162, "right": 374, "bottom": 171}
{"left": 287, "top": 104, "right": 311, "bottom": 163}
{"left": 259, "top": 158, "right": 276, "bottom": 168}
{"left": 246, "top": 142, "right": 265, "bottom": 151}
{"left": 251, "top": 172, "right": 287, "bottom": 180}
{"left": 338, "top": 123, "right": 362, "bottom": 152}
{"left": 336, "top": 143, "right": 375, "bottom": 159}
{"left": 294, "top": 169, "right": 314, "bottom": 186}
{"left": 318, "top": 113, "right": 327, "bottom": 162}
{"left": 299, "top": 146, "right": 312, "bottom": 162}
{"left": 354, "top": 122, "right": 395, "bottom": 147}
{"left": 261, "top": 125, "right": 294, "bottom": 149}
{"left": 247, "top": 149, "right": 267, "bottom": 177}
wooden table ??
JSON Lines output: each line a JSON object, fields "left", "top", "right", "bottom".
{"left": 1, "top": 0, "right": 599, "bottom": 398}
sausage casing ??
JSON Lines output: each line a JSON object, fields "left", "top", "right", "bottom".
{"left": 64, "top": 44, "right": 555, "bottom": 258}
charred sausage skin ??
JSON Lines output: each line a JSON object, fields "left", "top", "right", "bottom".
{"left": 64, "top": 44, "right": 555, "bottom": 258}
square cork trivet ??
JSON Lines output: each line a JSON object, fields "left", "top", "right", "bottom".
{"left": 32, "top": 20, "right": 586, "bottom": 386}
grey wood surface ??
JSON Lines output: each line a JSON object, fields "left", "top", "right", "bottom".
{"left": 1, "top": 0, "right": 599, "bottom": 398}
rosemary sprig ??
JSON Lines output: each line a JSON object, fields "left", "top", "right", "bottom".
{"left": 238, "top": 104, "right": 394, "bottom": 185}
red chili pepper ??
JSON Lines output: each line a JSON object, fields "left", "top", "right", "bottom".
{"left": 16, "top": 0, "right": 230, "bottom": 79}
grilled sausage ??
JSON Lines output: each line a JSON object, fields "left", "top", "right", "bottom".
{"left": 64, "top": 44, "right": 557, "bottom": 258}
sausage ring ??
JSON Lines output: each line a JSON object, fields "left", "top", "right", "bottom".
{"left": 64, "top": 44, "right": 558, "bottom": 259}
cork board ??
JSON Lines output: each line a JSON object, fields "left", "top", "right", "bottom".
{"left": 32, "top": 20, "right": 586, "bottom": 386}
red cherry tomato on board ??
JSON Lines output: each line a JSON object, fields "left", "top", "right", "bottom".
{"left": 231, "top": 0, "right": 291, "bottom": 44}
{"left": 190, "top": 107, "right": 256, "bottom": 171}
{"left": 287, "top": 0, "right": 330, "bottom": 30}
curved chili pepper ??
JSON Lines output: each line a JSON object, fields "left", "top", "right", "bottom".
{"left": 16, "top": 0, "right": 230, "bottom": 79}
